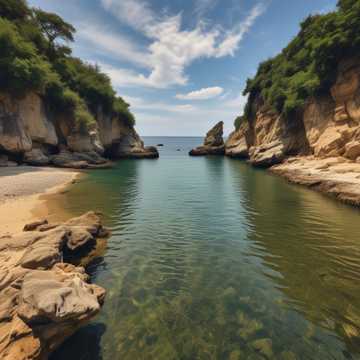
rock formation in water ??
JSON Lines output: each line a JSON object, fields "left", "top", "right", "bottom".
{"left": 0, "top": 212, "right": 109, "bottom": 360}
{"left": 189, "top": 121, "right": 225, "bottom": 156}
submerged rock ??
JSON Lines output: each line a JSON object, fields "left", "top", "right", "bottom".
{"left": 251, "top": 338, "right": 273, "bottom": 359}
{"left": 0, "top": 212, "right": 108, "bottom": 360}
{"left": 189, "top": 121, "right": 225, "bottom": 156}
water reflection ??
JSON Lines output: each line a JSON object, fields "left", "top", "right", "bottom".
{"left": 228, "top": 158, "right": 360, "bottom": 356}
{"left": 51, "top": 141, "right": 360, "bottom": 360}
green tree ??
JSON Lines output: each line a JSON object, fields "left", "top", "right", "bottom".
{"left": 33, "top": 8, "right": 75, "bottom": 56}
{"left": 0, "top": 0, "right": 30, "bottom": 21}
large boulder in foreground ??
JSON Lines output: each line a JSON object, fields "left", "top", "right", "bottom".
{"left": 0, "top": 212, "right": 108, "bottom": 360}
{"left": 189, "top": 121, "right": 225, "bottom": 156}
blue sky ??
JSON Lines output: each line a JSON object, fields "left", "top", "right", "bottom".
{"left": 28, "top": 0, "right": 337, "bottom": 136}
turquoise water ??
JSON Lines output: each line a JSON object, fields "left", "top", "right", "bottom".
{"left": 51, "top": 137, "right": 360, "bottom": 360}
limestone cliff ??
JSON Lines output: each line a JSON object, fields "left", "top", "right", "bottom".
{"left": 226, "top": 57, "right": 360, "bottom": 166}
{"left": 225, "top": 57, "right": 360, "bottom": 206}
{"left": 0, "top": 93, "right": 158, "bottom": 168}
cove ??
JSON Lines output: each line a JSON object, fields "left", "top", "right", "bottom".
{"left": 51, "top": 137, "right": 360, "bottom": 360}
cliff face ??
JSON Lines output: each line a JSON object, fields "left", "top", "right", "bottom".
{"left": 0, "top": 93, "right": 158, "bottom": 168}
{"left": 226, "top": 57, "right": 360, "bottom": 166}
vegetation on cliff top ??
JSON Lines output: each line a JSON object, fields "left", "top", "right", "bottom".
{"left": 0, "top": 0, "right": 135, "bottom": 130}
{"left": 241, "top": 0, "right": 360, "bottom": 124}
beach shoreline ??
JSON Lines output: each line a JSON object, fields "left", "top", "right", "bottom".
{"left": 0, "top": 166, "right": 81, "bottom": 234}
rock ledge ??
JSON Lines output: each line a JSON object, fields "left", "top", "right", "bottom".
{"left": 0, "top": 212, "right": 109, "bottom": 360}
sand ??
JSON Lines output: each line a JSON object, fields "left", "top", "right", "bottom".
{"left": 0, "top": 166, "right": 80, "bottom": 234}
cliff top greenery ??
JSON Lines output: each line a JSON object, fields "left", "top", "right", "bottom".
{"left": 0, "top": 0, "right": 135, "bottom": 130}
{"left": 240, "top": 0, "right": 360, "bottom": 126}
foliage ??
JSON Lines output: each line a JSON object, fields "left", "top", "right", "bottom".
{"left": 234, "top": 116, "right": 245, "bottom": 130}
{"left": 0, "top": 0, "right": 136, "bottom": 130}
{"left": 113, "top": 97, "right": 136, "bottom": 127}
{"left": 243, "top": 0, "right": 360, "bottom": 119}
{"left": 0, "top": 0, "right": 30, "bottom": 21}
{"left": 0, "top": 18, "right": 56, "bottom": 95}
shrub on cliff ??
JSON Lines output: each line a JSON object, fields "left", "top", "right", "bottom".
{"left": 0, "top": 0, "right": 136, "bottom": 129}
{"left": 0, "top": 18, "right": 56, "bottom": 94}
{"left": 243, "top": 0, "right": 360, "bottom": 119}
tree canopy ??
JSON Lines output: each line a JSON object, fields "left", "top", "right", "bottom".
{"left": 242, "top": 0, "right": 360, "bottom": 120}
{"left": 0, "top": 0, "right": 135, "bottom": 130}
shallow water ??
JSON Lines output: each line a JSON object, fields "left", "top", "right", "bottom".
{"left": 51, "top": 137, "right": 360, "bottom": 360}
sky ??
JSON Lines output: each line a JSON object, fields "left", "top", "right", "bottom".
{"left": 28, "top": 0, "right": 337, "bottom": 136}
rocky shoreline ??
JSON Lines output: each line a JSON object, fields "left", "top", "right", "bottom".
{"left": 0, "top": 92, "right": 158, "bottom": 170}
{"left": 221, "top": 57, "right": 360, "bottom": 207}
{"left": 0, "top": 211, "right": 109, "bottom": 360}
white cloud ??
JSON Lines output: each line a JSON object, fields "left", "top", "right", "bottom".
{"left": 99, "top": 0, "right": 266, "bottom": 88}
{"left": 77, "top": 26, "right": 151, "bottom": 69}
{"left": 176, "top": 86, "right": 224, "bottom": 100}
{"left": 215, "top": 4, "right": 266, "bottom": 57}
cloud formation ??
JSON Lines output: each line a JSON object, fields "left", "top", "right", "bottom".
{"left": 176, "top": 87, "right": 224, "bottom": 100}
{"left": 97, "top": 0, "right": 266, "bottom": 88}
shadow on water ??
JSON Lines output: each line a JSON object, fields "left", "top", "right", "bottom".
{"left": 50, "top": 323, "right": 106, "bottom": 360}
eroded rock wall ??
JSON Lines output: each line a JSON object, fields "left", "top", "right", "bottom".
{"left": 0, "top": 93, "right": 157, "bottom": 167}
{"left": 225, "top": 57, "right": 360, "bottom": 166}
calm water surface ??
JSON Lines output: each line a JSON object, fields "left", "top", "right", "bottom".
{"left": 51, "top": 137, "right": 360, "bottom": 360}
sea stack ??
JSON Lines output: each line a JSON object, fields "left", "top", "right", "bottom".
{"left": 189, "top": 121, "right": 225, "bottom": 156}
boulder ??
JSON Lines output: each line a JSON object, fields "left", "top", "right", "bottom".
{"left": 110, "top": 127, "right": 159, "bottom": 159}
{"left": 0, "top": 212, "right": 108, "bottom": 360}
{"left": 344, "top": 141, "right": 360, "bottom": 160}
{"left": 249, "top": 141, "right": 285, "bottom": 167}
{"left": 189, "top": 121, "right": 225, "bottom": 156}
{"left": 50, "top": 150, "right": 111, "bottom": 169}
{"left": 23, "top": 148, "right": 50, "bottom": 166}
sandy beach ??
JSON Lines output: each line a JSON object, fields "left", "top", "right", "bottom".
{"left": 0, "top": 166, "right": 80, "bottom": 234}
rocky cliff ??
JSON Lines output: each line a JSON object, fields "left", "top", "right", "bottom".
{"left": 0, "top": 92, "right": 158, "bottom": 168}
{"left": 226, "top": 57, "right": 360, "bottom": 166}
{"left": 225, "top": 57, "right": 360, "bottom": 206}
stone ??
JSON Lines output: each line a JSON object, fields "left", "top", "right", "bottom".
{"left": 344, "top": 141, "right": 360, "bottom": 160}
{"left": 104, "top": 123, "right": 159, "bottom": 159}
{"left": 23, "top": 148, "right": 50, "bottom": 166}
{"left": 50, "top": 150, "right": 111, "bottom": 169}
{"left": 189, "top": 121, "right": 225, "bottom": 156}
{"left": 225, "top": 123, "right": 250, "bottom": 159}
{"left": 23, "top": 219, "right": 48, "bottom": 232}
{"left": 251, "top": 338, "right": 273, "bottom": 359}
{"left": 0, "top": 212, "right": 109, "bottom": 360}
{"left": 271, "top": 156, "right": 360, "bottom": 206}
{"left": 249, "top": 141, "right": 285, "bottom": 167}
